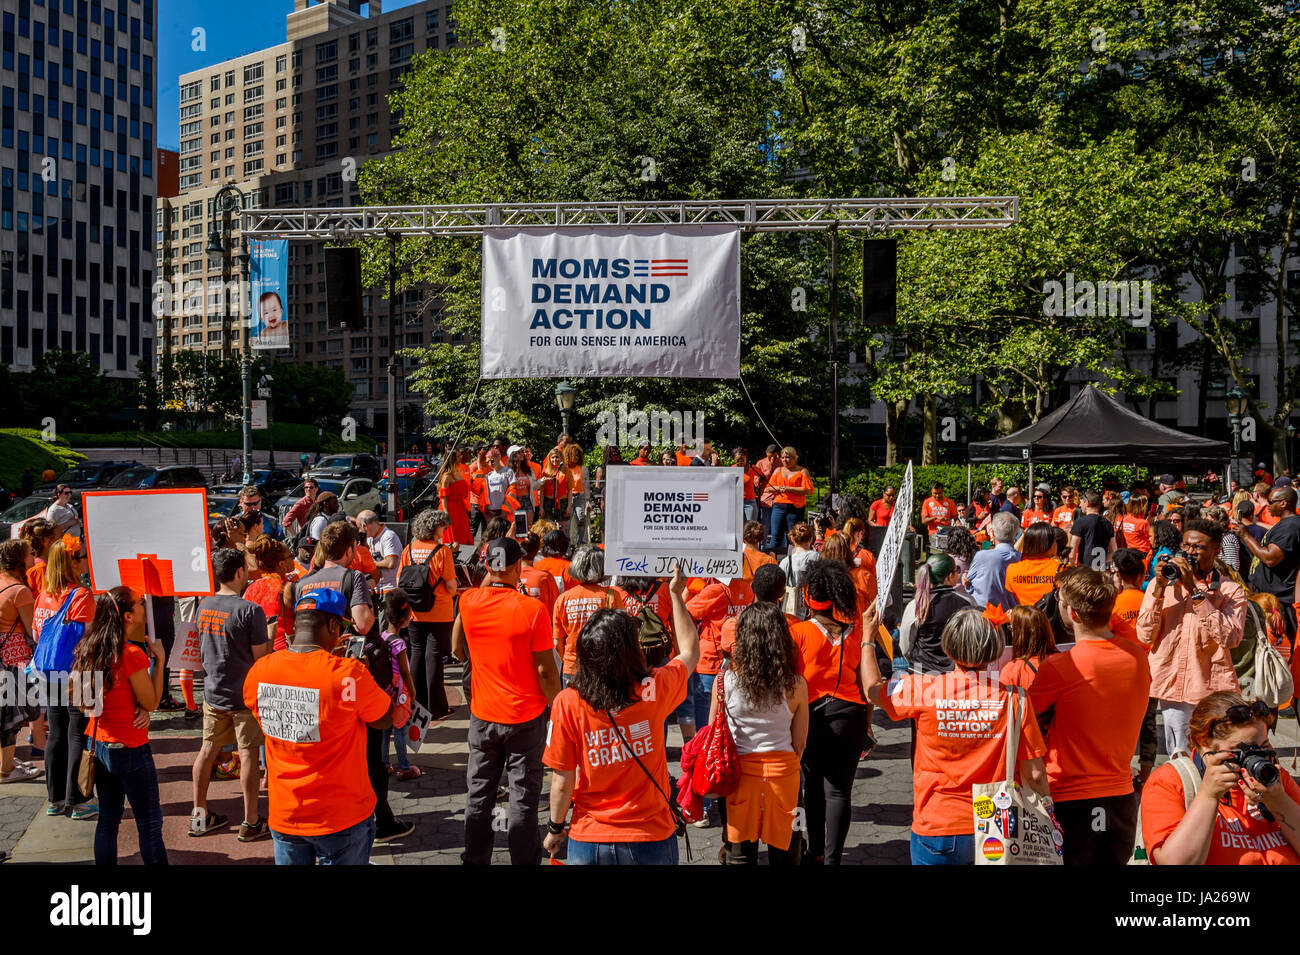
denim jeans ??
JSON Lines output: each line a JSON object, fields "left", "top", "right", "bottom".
{"left": 272, "top": 815, "right": 376, "bottom": 865}
{"left": 910, "top": 831, "right": 974, "bottom": 866}
{"left": 691, "top": 672, "right": 717, "bottom": 733}
{"left": 464, "top": 711, "right": 546, "bottom": 865}
{"left": 764, "top": 503, "right": 803, "bottom": 554}
{"left": 568, "top": 833, "right": 678, "bottom": 865}
{"left": 381, "top": 726, "right": 411, "bottom": 771}
{"left": 92, "top": 742, "right": 168, "bottom": 866}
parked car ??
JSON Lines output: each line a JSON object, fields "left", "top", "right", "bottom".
{"left": 276, "top": 477, "right": 384, "bottom": 532}
{"left": 382, "top": 458, "right": 433, "bottom": 480}
{"left": 247, "top": 469, "right": 301, "bottom": 505}
{"left": 35, "top": 460, "right": 141, "bottom": 510}
{"left": 206, "top": 490, "right": 245, "bottom": 522}
{"left": 307, "top": 453, "right": 383, "bottom": 482}
{"left": 107, "top": 465, "right": 209, "bottom": 491}
{"left": 374, "top": 476, "right": 438, "bottom": 520}
{"left": 1, "top": 493, "right": 66, "bottom": 540}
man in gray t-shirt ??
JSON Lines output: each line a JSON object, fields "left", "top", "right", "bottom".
{"left": 190, "top": 548, "right": 271, "bottom": 840}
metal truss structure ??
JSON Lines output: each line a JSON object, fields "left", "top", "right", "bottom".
{"left": 242, "top": 196, "right": 1019, "bottom": 237}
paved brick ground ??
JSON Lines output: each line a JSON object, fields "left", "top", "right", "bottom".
{"left": 2, "top": 663, "right": 1296, "bottom": 865}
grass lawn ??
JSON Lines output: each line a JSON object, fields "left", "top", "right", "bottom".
{"left": 0, "top": 430, "right": 87, "bottom": 491}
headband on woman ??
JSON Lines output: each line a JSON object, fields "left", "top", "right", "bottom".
{"left": 802, "top": 589, "right": 855, "bottom": 626}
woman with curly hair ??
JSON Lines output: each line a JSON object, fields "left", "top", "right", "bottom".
{"left": 710, "top": 601, "right": 808, "bottom": 865}
{"left": 244, "top": 536, "right": 293, "bottom": 651}
{"left": 789, "top": 558, "right": 874, "bottom": 864}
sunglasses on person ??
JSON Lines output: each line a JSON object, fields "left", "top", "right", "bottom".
{"left": 1206, "top": 700, "right": 1276, "bottom": 737}
{"left": 59, "top": 489, "right": 73, "bottom": 497}
{"left": 1033, "top": 493, "right": 1045, "bottom": 500}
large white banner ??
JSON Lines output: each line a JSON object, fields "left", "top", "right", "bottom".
{"left": 480, "top": 225, "right": 741, "bottom": 379}
{"left": 605, "top": 466, "right": 744, "bottom": 579}
{"left": 875, "top": 461, "right": 914, "bottom": 615}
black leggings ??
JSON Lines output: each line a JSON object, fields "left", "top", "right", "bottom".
{"left": 407, "top": 620, "right": 453, "bottom": 717}
{"left": 45, "top": 702, "right": 90, "bottom": 808}
{"left": 801, "top": 697, "right": 868, "bottom": 865}
{"left": 366, "top": 727, "right": 397, "bottom": 830}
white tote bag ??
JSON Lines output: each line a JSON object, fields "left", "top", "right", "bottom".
{"left": 971, "top": 686, "right": 1063, "bottom": 865}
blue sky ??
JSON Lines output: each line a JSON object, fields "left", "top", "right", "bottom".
{"left": 157, "top": 0, "right": 426, "bottom": 150}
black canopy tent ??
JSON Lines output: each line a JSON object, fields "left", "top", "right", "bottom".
{"left": 967, "top": 385, "right": 1229, "bottom": 476}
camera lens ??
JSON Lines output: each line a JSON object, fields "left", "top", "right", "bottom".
{"left": 1243, "top": 754, "right": 1280, "bottom": 787}
{"left": 1158, "top": 560, "right": 1179, "bottom": 581}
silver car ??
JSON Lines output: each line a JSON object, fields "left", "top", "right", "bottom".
{"left": 276, "top": 477, "right": 384, "bottom": 534}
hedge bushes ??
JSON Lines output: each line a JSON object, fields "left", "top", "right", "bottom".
{"left": 841, "top": 463, "right": 1152, "bottom": 515}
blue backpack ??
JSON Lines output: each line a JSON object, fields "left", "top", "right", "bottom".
{"left": 31, "top": 589, "right": 86, "bottom": 675}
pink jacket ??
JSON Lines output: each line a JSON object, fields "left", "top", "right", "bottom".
{"left": 1136, "top": 577, "right": 1247, "bottom": 704}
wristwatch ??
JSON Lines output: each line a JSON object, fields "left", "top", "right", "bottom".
{"left": 546, "top": 819, "right": 566, "bottom": 835}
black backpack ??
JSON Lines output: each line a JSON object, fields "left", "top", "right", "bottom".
{"left": 399, "top": 544, "right": 445, "bottom": 614}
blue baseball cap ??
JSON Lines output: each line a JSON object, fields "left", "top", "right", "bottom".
{"left": 294, "top": 587, "right": 348, "bottom": 618}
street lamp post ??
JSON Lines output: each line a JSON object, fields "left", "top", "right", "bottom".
{"left": 555, "top": 380, "right": 575, "bottom": 440}
{"left": 1225, "top": 385, "right": 1248, "bottom": 456}
{"left": 259, "top": 374, "right": 276, "bottom": 471}
{"left": 206, "top": 184, "right": 252, "bottom": 485}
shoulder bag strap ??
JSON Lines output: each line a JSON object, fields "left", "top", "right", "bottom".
{"left": 603, "top": 707, "right": 692, "bottom": 859}
{"left": 1004, "top": 686, "right": 1024, "bottom": 786}
{"left": 1171, "top": 755, "right": 1201, "bottom": 811}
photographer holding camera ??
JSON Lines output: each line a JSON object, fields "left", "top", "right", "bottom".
{"left": 1137, "top": 519, "right": 1247, "bottom": 759}
{"left": 1140, "top": 691, "right": 1300, "bottom": 865}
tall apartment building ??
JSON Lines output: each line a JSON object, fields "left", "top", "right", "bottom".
{"left": 165, "top": 0, "right": 458, "bottom": 431}
{"left": 1, "top": 0, "right": 158, "bottom": 378}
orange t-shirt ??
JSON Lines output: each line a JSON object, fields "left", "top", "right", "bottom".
{"left": 519, "top": 565, "right": 560, "bottom": 615}
{"left": 921, "top": 496, "right": 958, "bottom": 533}
{"left": 33, "top": 585, "right": 95, "bottom": 638}
{"left": 243, "top": 649, "right": 391, "bottom": 837}
{"left": 1051, "top": 505, "right": 1076, "bottom": 530}
{"left": 790, "top": 618, "right": 865, "bottom": 705}
{"left": 999, "top": 656, "right": 1043, "bottom": 690}
{"left": 553, "top": 583, "right": 625, "bottom": 675}
{"left": 398, "top": 540, "right": 457, "bottom": 623}
{"left": 27, "top": 559, "right": 45, "bottom": 595}
{"left": 741, "top": 467, "right": 759, "bottom": 502}
{"left": 1118, "top": 515, "right": 1151, "bottom": 555}
{"left": 675, "top": 452, "right": 693, "bottom": 467}
{"left": 467, "top": 462, "right": 489, "bottom": 506}
{"left": 686, "top": 579, "right": 753, "bottom": 675}
{"left": 567, "top": 466, "right": 586, "bottom": 495}
{"left": 869, "top": 500, "right": 893, "bottom": 527}
{"left": 349, "top": 545, "right": 377, "bottom": 580}
{"left": 459, "top": 584, "right": 553, "bottom": 723}
{"left": 879, "top": 670, "right": 1046, "bottom": 835}
{"left": 773, "top": 467, "right": 814, "bottom": 507}
{"left": 1004, "top": 557, "right": 1061, "bottom": 607}
{"left": 534, "top": 555, "right": 573, "bottom": 593}
{"left": 544, "top": 659, "right": 690, "bottom": 842}
{"left": 1141, "top": 760, "right": 1300, "bottom": 865}
{"left": 1109, "top": 588, "right": 1145, "bottom": 648}
{"left": 1020, "top": 509, "right": 1051, "bottom": 528}
{"left": 1028, "top": 636, "right": 1151, "bottom": 802}
{"left": 741, "top": 546, "right": 776, "bottom": 582}
{"left": 91, "top": 643, "right": 151, "bottom": 748}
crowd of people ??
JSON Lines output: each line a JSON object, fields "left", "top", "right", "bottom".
{"left": 2, "top": 441, "right": 1298, "bottom": 867}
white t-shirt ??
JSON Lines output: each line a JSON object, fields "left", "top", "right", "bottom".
{"left": 483, "top": 468, "right": 515, "bottom": 509}
{"left": 369, "top": 527, "right": 402, "bottom": 591}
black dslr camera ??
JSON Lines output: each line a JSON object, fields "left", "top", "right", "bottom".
{"left": 1157, "top": 549, "right": 1190, "bottom": 582}
{"left": 1226, "top": 744, "right": 1280, "bottom": 787}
